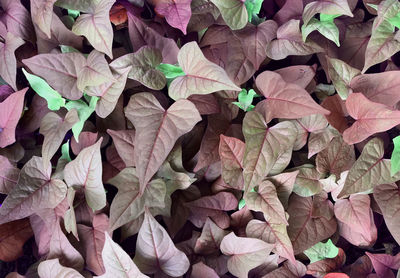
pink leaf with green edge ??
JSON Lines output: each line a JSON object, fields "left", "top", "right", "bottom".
{"left": 124, "top": 92, "right": 201, "bottom": 193}
{"left": 23, "top": 52, "right": 86, "bottom": 100}
{"left": 287, "top": 193, "right": 337, "bottom": 255}
{"left": 373, "top": 183, "right": 400, "bottom": 246}
{"left": 255, "top": 71, "right": 330, "bottom": 122}
{"left": 107, "top": 168, "right": 166, "bottom": 231}
{"left": 334, "top": 195, "right": 377, "bottom": 247}
{"left": 306, "top": 248, "right": 346, "bottom": 277}
{"left": 350, "top": 71, "right": 400, "bottom": 107}
{"left": 343, "top": 93, "right": 400, "bottom": 145}
{"left": 64, "top": 139, "right": 106, "bottom": 211}
{"left": 0, "top": 88, "right": 27, "bottom": 148}
{"left": 209, "top": 0, "right": 247, "bottom": 30}
{"left": 246, "top": 219, "right": 296, "bottom": 264}
{"left": 366, "top": 252, "right": 400, "bottom": 278}
{"left": 0, "top": 32, "right": 24, "bottom": 91}
{"left": 154, "top": 0, "right": 192, "bottom": 34}
{"left": 219, "top": 134, "right": 245, "bottom": 190}
{"left": 134, "top": 208, "right": 190, "bottom": 277}
{"left": 0, "top": 156, "right": 67, "bottom": 225}
{"left": 98, "top": 233, "right": 148, "bottom": 278}
{"left": 168, "top": 41, "right": 240, "bottom": 100}
{"left": 0, "top": 155, "right": 19, "bottom": 194}
{"left": 220, "top": 232, "right": 274, "bottom": 278}
{"left": 38, "top": 259, "right": 84, "bottom": 278}
{"left": 242, "top": 111, "right": 297, "bottom": 193}
{"left": 30, "top": 0, "right": 57, "bottom": 39}
{"left": 72, "top": 0, "right": 115, "bottom": 58}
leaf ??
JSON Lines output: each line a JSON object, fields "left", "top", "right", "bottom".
{"left": 255, "top": 71, "right": 330, "bottom": 121}
{"left": 107, "top": 168, "right": 166, "bottom": 231}
{"left": 0, "top": 32, "right": 24, "bottom": 91}
{"left": 72, "top": 0, "right": 115, "bottom": 58}
{"left": 186, "top": 192, "right": 238, "bottom": 228}
{"left": 154, "top": 0, "right": 192, "bottom": 34}
{"left": 263, "top": 260, "right": 307, "bottom": 278}
{"left": 302, "top": 18, "right": 340, "bottom": 46}
{"left": 232, "top": 89, "right": 258, "bottom": 112}
{"left": 156, "top": 63, "right": 185, "bottom": 79}
{"left": 287, "top": 193, "right": 337, "bottom": 254}
{"left": 363, "top": 19, "right": 400, "bottom": 73}
{"left": 23, "top": 52, "right": 86, "bottom": 100}
{"left": 0, "top": 156, "right": 67, "bottom": 224}
{"left": 343, "top": 93, "right": 400, "bottom": 145}
{"left": 373, "top": 183, "right": 400, "bottom": 246}
{"left": 38, "top": 258, "right": 84, "bottom": 278}
{"left": 327, "top": 57, "right": 360, "bottom": 100}
{"left": 134, "top": 208, "right": 190, "bottom": 276}
{"left": 64, "top": 139, "right": 106, "bottom": 211}
{"left": 219, "top": 134, "right": 245, "bottom": 190}
{"left": 242, "top": 111, "right": 297, "bottom": 192}
{"left": 107, "top": 129, "right": 136, "bottom": 167}
{"left": 191, "top": 262, "right": 219, "bottom": 278}
{"left": 110, "top": 46, "right": 166, "bottom": 90}
{"left": 168, "top": 41, "right": 240, "bottom": 100}
{"left": 98, "top": 233, "right": 148, "bottom": 278}
{"left": 0, "top": 219, "right": 33, "bottom": 262}
{"left": 366, "top": 252, "right": 400, "bottom": 278}
{"left": 245, "top": 180, "right": 288, "bottom": 225}
{"left": 0, "top": 155, "right": 19, "bottom": 194}
{"left": 194, "top": 217, "right": 229, "bottom": 255}
{"left": 22, "top": 69, "right": 66, "bottom": 111}
{"left": 77, "top": 214, "right": 109, "bottom": 275}
{"left": 266, "top": 19, "right": 324, "bottom": 60}
{"left": 292, "top": 166, "right": 324, "bottom": 197}
{"left": 306, "top": 248, "right": 346, "bottom": 277}
{"left": 302, "top": 0, "right": 353, "bottom": 26}
{"left": 209, "top": 0, "right": 247, "bottom": 30}
{"left": 124, "top": 92, "right": 201, "bottom": 193}
{"left": 392, "top": 136, "right": 400, "bottom": 176}
{"left": 304, "top": 239, "right": 339, "bottom": 263}
{"left": 220, "top": 232, "right": 274, "bottom": 278}
{"left": 30, "top": 0, "right": 57, "bottom": 39}
{"left": 65, "top": 95, "right": 99, "bottom": 140}
{"left": 267, "top": 171, "right": 299, "bottom": 209}
{"left": 350, "top": 71, "right": 400, "bottom": 107}
{"left": 233, "top": 20, "right": 278, "bottom": 69}
{"left": 334, "top": 194, "right": 377, "bottom": 246}
{"left": 39, "top": 109, "right": 79, "bottom": 168}
{"left": 246, "top": 219, "right": 296, "bottom": 263}
{"left": 316, "top": 136, "right": 356, "bottom": 177}
{"left": 0, "top": 0, "right": 35, "bottom": 41}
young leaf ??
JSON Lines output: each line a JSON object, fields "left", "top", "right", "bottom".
{"left": 64, "top": 139, "right": 106, "bottom": 211}
{"left": 72, "top": 0, "right": 115, "bottom": 58}
{"left": 304, "top": 239, "right": 339, "bottom": 263}
{"left": 124, "top": 92, "right": 201, "bottom": 193}
{"left": 98, "top": 233, "right": 148, "bottom": 278}
{"left": 209, "top": 0, "right": 248, "bottom": 30}
{"left": 343, "top": 93, "right": 400, "bottom": 145}
{"left": 391, "top": 136, "right": 400, "bottom": 176}
{"left": 0, "top": 88, "right": 27, "bottom": 148}
{"left": 0, "top": 156, "right": 67, "bottom": 224}
{"left": 22, "top": 69, "right": 66, "bottom": 111}
{"left": 232, "top": 89, "right": 258, "bottom": 111}
{"left": 220, "top": 232, "right": 274, "bottom": 278}
{"left": 302, "top": 18, "right": 340, "bottom": 46}
{"left": 156, "top": 63, "right": 185, "bottom": 79}
{"left": 134, "top": 208, "right": 190, "bottom": 276}
{"left": 168, "top": 41, "right": 241, "bottom": 100}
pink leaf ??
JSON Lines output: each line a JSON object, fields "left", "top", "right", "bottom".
{"left": 154, "top": 0, "right": 192, "bottom": 34}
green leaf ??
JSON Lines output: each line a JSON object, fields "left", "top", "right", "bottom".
{"left": 156, "top": 63, "right": 186, "bottom": 79}
{"left": 238, "top": 199, "right": 246, "bottom": 210}
{"left": 304, "top": 239, "right": 339, "bottom": 263}
{"left": 367, "top": 3, "right": 378, "bottom": 11}
{"left": 60, "top": 141, "right": 71, "bottom": 162}
{"left": 68, "top": 9, "right": 80, "bottom": 19}
{"left": 388, "top": 12, "right": 400, "bottom": 29}
{"left": 65, "top": 96, "right": 99, "bottom": 141}
{"left": 320, "top": 13, "right": 341, "bottom": 22}
{"left": 22, "top": 68, "right": 66, "bottom": 111}
{"left": 244, "top": 0, "right": 263, "bottom": 22}
{"left": 233, "top": 89, "right": 259, "bottom": 111}
{"left": 60, "top": 45, "right": 80, "bottom": 53}
{"left": 302, "top": 18, "right": 340, "bottom": 46}
{"left": 391, "top": 136, "right": 400, "bottom": 176}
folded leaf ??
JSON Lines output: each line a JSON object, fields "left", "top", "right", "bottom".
{"left": 30, "top": 0, "right": 57, "bottom": 39}
{"left": 255, "top": 71, "right": 330, "bottom": 121}
{"left": 366, "top": 252, "right": 400, "bottom": 278}
{"left": 168, "top": 41, "right": 240, "bottom": 100}
{"left": 125, "top": 92, "right": 201, "bottom": 193}
{"left": 328, "top": 57, "right": 360, "bottom": 100}
{"left": 0, "top": 156, "right": 67, "bottom": 224}
{"left": 64, "top": 139, "right": 106, "bottom": 211}
{"left": 134, "top": 208, "right": 190, "bottom": 276}
{"left": 219, "top": 134, "right": 245, "bottom": 190}
{"left": 194, "top": 217, "right": 229, "bottom": 255}
{"left": 0, "top": 32, "right": 24, "bottom": 91}
{"left": 38, "top": 258, "right": 84, "bottom": 278}
{"left": 220, "top": 232, "right": 274, "bottom": 278}
{"left": 72, "top": 0, "right": 115, "bottom": 58}
{"left": 107, "top": 129, "right": 136, "bottom": 167}
{"left": 343, "top": 93, "right": 400, "bottom": 145}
